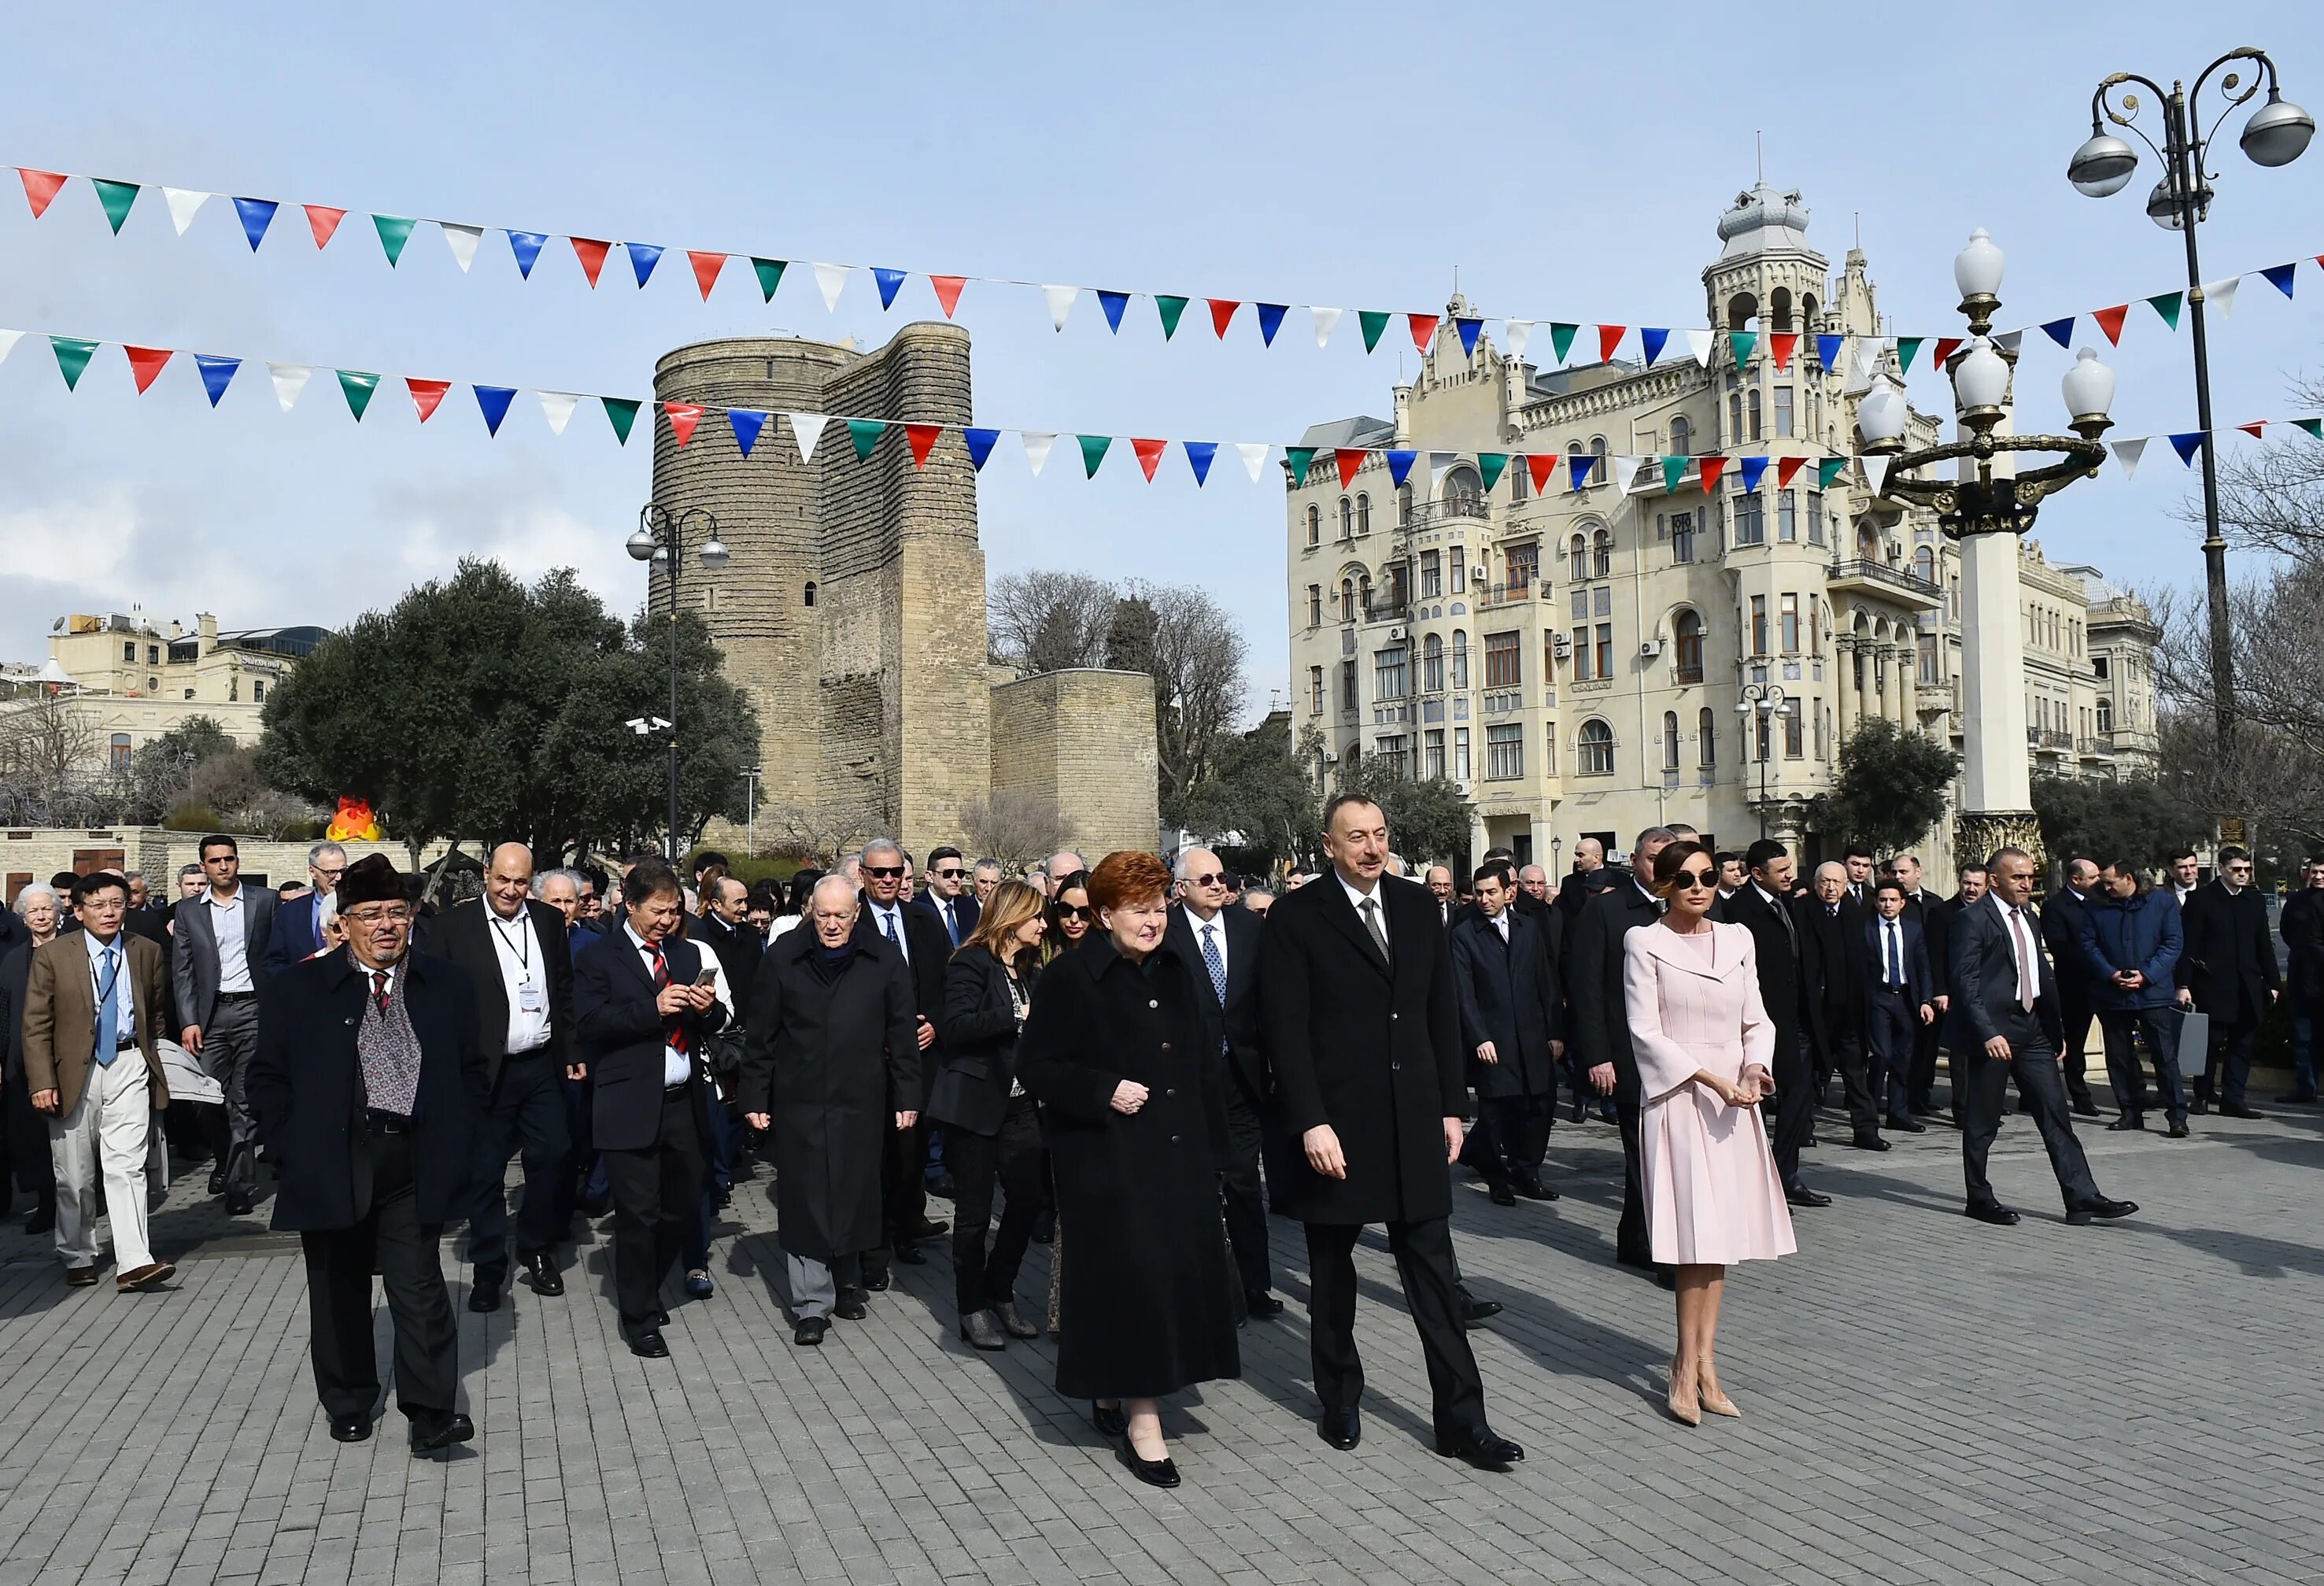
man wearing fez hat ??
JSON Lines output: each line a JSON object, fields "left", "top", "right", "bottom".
{"left": 249, "top": 853, "right": 490, "bottom": 1452}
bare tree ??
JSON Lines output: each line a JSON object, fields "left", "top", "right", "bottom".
{"left": 758, "top": 797, "right": 888, "bottom": 866}
{"left": 1142, "top": 583, "right": 1248, "bottom": 823}
{"left": 958, "top": 791, "right": 1077, "bottom": 875}
{"left": 988, "top": 571, "right": 1118, "bottom": 673}
{"left": 2177, "top": 370, "right": 2324, "bottom": 562}
{"left": 174, "top": 746, "right": 320, "bottom": 837}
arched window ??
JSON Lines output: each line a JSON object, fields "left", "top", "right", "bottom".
{"left": 1728, "top": 389, "right": 1744, "bottom": 441}
{"left": 1747, "top": 389, "right": 1763, "bottom": 442}
{"left": 1578, "top": 719, "right": 1616, "bottom": 776}
{"left": 2097, "top": 697, "right": 2114, "bottom": 734}
{"left": 1670, "top": 415, "right": 1691, "bottom": 457}
{"left": 1672, "top": 608, "right": 1704, "bottom": 680}
{"left": 1591, "top": 528, "right": 1613, "bottom": 579}
{"left": 1914, "top": 545, "right": 1935, "bottom": 586}
{"left": 1771, "top": 287, "right": 1794, "bottom": 332}
{"left": 1451, "top": 629, "right": 1469, "bottom": 689}
{"left": 1727, "top": 292, "right": 1757, "bottom": 332}
{"left": 1358, "top": 574, "right": 1373, "bottom": 619}
{"left": 1356, "top": 493, "right": 1372, "bottom": 535}
{"left": 1422, "top": 632, "right": 1444, "bottom": 693}
{"left": 1801, "top": 292, "right": 1819, "bottom": 325}
{"left": 1340, "top": 579, "right": 1356, "bottom": 623}
{"left": 1591, "top": 436, "right": 1608, "bottom": 463}
{"left": 1442, "top": 465, "right": 1481, "bottom": 516}
{"left": 1662, "top": 712, "right": 1681, "bottom": 771}
{"left": 1397, "top": 484, "right": 1413, "bottom": 526}
{"left": 1568, "top": 531, "right": 1589, "bottom": 571}
{"left": 1306, "top": 505, "right": 1321, "bottom": 546}
{"left": 1338, "top": 497, "right": 1354, "bottom": 538}
{"left": 804, "top": 580, "right": 818, "bottom": 607}
{"left": 1698, "top": 707, "right": 1716, "bottom": 767}
{"left": 1510, "top": 459, "right": 1528, "bottom": 501}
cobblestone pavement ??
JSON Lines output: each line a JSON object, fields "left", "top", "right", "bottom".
{"left": 2, "top": 1094, "right": 2320, "bottom": 1586}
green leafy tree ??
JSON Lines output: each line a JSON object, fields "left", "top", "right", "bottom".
{"left": 1342, "top": 752, "right": 1476, "bottom": 871}
{"left": 258, "top": 559, "right": 759, "bottom": 863}
{"left": 1808, "top": 718, "right": 1961, "bottom": 856}
{"left": 2031, "top": 774, "right": 2208, "bottom": 869}
{"left": 1175, "top": 715, "right": 1326, "bottom": 874}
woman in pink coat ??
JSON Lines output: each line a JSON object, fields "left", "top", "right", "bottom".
{"left": 1621, "top": 840, "right": 1797, "bottom": 1425}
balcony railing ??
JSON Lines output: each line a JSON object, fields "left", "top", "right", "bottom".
{"left": 1472, "top": 581, "right": 1535, "bottom": 610}
{"left": 1829, "top": 557, "right": 1941, "bottom": 600}
{"left": 2026, "top": 728, "right": 2073, "bottom": 750}
{"left": 1362, "top": 602, "right": 1412, "bottom": 627}
{"left": 2076, "top": 737, "right": 2113, "bottom": 756}
{"left": 1402, "top": 497, "right": 1488, "bottom": 529}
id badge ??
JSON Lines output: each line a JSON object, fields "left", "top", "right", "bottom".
{"left": 517, "top": 976, "right": 545, "bottom": 1015}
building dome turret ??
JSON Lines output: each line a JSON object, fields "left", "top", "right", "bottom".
{"left": 1716, "top": 184, "right": 1813, "bottom": 258}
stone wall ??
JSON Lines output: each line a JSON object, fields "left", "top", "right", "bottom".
{"left": 1, "top": 828, "right": 453, "bottom": 905}
{"left": 988, "top": 670, "right": 1160, "bottom": 861}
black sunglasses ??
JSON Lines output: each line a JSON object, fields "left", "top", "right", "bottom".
{"left": 863, "top": 866, "right": 904, "bottom": 879}
{"left": 1059, "top": 904, "right": 1094, "bottom": 922}
{"left": 1186, "top": 872, "right": 1227, "bottom": 888}
{"left": 934, "top": 867, "right": 964, "bottom": 879}
{"left": 1673, "top": 869, "right": 1718, "bottom": 889}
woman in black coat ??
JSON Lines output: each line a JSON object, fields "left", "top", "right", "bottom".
{"left": 1016, "top": 851, "right": 1239, "bottom": 1490}
{"left": 931, "top": 881, "right": 1050, "bottom": 1351}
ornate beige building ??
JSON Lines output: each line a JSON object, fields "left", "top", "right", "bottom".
{"left": 1284, "top": 185, "right": 2158, "bottom": 877}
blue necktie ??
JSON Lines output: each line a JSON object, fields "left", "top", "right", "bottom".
{"left": 94, "top": 946, "right": 120, "bottom": 1067}
{"left": 1886, "top": 922, "right": 1901, "bottom": 988}
{"left": 1199, "top": 922, "right": 1229, "bottom": 1054}
{"left": 942, "top": 900, "right": 960, "bottom": 947}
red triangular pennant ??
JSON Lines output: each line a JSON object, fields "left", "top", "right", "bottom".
{"left": 1207, "top": 299, "right": 1240, "bottom": 338}
{"left": 686, "top": 250, "right": 726, "bottom": 301}
{"left": 124, "top": 346, "right": 173, "bottom": 394}
{"left": 1526, "top": 453, "right": 1558, "bottom": 495}
{"left": 18, "top": 168, "right": 68, "bottom": 219}
{"left": 1407, "top": 313, "right": 1439, "bottom": 353}
{"left": 1769, "top": 332, "right": 1799, "bottom": 372}
{"left": 1598, "top": 324, "right": 1627, "bottom": 363}
{"left": 570, "top": 237, "right": 611, "bottom": 288}
{"left": 1931, "top": 336, "right": 1964, "bottom": 370}
{"left": 903, "top": 422, "right": 942, "bottom": 468}
{"left": 929, "top": 275, "right": 966, "bottom": 317}
{"left": 2237, "top": 420, "right": 2267, "bottom": 439}
{"left": 406, "top": 378, "right": 451, "bottom": 422}
{"left": 1698, "top": 456, "right": 1730, "bottom": 492}
{"left": 1335, "top": 448, "right": 1367, "bottom": 488}
{"left": 1132, "top": 438, "right": 1167, "bottom": 480}
{"left": 1775, "top": 456, "right": 1807, "bottom": 490}
{"left": 665, "top": 402, "right": 704, "bottom": 446}
{"left": 2091, "top": 305, "right": 2128, "bottom": 345}
{"left": 303, "top": 204, "right": 347, "bottom": 247}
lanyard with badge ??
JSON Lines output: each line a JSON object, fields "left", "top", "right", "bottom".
{"left": 491, "top": 915, "right": 546, "bottom": 1016}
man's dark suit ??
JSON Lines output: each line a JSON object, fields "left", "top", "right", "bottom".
{"left": 852, "top": 893, "right": 951, "bottom": 1267}
{"left": 2282, "top": 885, "right": 2324, "bottom": 1100}
{"left": 1861, "top": 911, "right": 1933, "bottom": 1122}
{"left": 1924, "top": 890, "right": 1978, "bottom": 1117}
{"left": 1257, "top": 871, "right": 1491, "bottom": 1442}
{"left": 1716, "top": 882, "right": 1812, "bottom": 1189}
{"left": 1799, "top": 893, "right": 1878, "bottom": 1139}
{"left": 1448, "top": 907, "right": 1559, "bottom": 1194}
{"left": 2180, "top": 881, "right": 2281, "bottom": 1108}
{"left": 1945, "top": 896, "right": 2104, "bottom": 1213}
{"left": 1565, "top": 878, "right": 1664, "bottom": 1266}
{"left": 1899, "top": 887, "right": 1946, "bottom": 1112}
{"left": 261, "top": 890, "right": 329, "bottom": 984}
{"left": 574, "top": 925, "right": 727, "bottom": 1340}
{"left": 171, "top": 883, "right": 278, "bottom": 1203}
{"left": 425, "top": 897, "right": 575, "bottom": 1291}
{"left": 2039, "top": 887, "right": 2102, "bottom": 1111}
{"left": 248, "top": 950, "right": 486, "bottom": 1425}
{"left": 916, "top": 890, "right": 981, "bottom": 951}
{"left": 1167, "top": 900, "right": 1273, "bottom": 1299}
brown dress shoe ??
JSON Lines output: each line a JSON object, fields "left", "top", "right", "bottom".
{"left": 65, "top": 1266, "right": 99, "bottom": 1287}
{"left": 116, "top": 1262, "right": 177, "bottom": 1292}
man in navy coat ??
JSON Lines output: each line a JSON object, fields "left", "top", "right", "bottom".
{"left": 1449, "top": 863, "right": 1561, "bottom": 1206}
{"left": 1861, "top": 879, "right": 1935, "bottom": 1130}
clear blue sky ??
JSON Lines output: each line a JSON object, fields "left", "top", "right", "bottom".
{"left": 2, "top": 2, "right": 2319, "bottom": 718}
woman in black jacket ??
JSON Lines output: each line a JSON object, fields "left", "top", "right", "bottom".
{"left": 931, "top": 880, "right": 1050, "bottom": 1351}
{"left": 1017, "top": 852, "right": 1239, "bottom": 1489}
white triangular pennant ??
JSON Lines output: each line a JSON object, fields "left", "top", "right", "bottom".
{"left": 1022, "top": 431, "right": 1056, "bottom": 476}
{"left": 1503, "top": 319, "right": 1532, "bottom": 360}
{"left": 2112, "top": 436, "right": 2148, "bottom": 480}
{"left": 813, "top": 262, "right": 850, "bottom": 311}
{"left": 1860, "top": 454, "right": 1893, "bottom": 495}
{"left": 440, "top": 222, "right": 483, "bottom": 272}
{"left": 1041, "top": 284, "right": 1077, "bottom": 331}
{"left": 1309, "top": 306, "right": 1342, "bottom": 349}
{"left": 788, "top": 412, "right": 829, "bottom": 462}
{"left": 1993, "top": 329, "right": 2024, "bottom": 355}
{"left": 2203, "top": 276, "right": 2241, "bottom": 319}
{"left": 1613, "top": 456, "right": 1645, "bottom": 496}
{"left": 0, "top": 329, "right": 21, "bottom": 366}
{"left": 1852, "top": 338, "right": 1882, "bottom": 382}
{"left": 538, "top": 391, "right": 581, "bottom": 436}
{"left": 266, "top": 362, "right": 312, "bottom": 412}
{"left": 1684, "top": 329, "right": 1714, "bottom": 367}
{"left": 1236, "top": 442, "right": 1270, "bottom": 482}
{"left": 1428, "top": 450, "right": 1458, "bottom": 489}
{"left": 162, "top": 187, "right": 210, "bottom": 235}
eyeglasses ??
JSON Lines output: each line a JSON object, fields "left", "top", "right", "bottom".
{"left": 2227, "top": 864, "right": 2254, "bottom": 874}
{"left": 1673, "top": 870, "right": 1717, "bottom": 889}
{"left": 345, "top": 906, "right": 412, "bottom": 926}
{"left": 1187, "top": 872, "right": 1226, "bottom": 888}
{"left": 1059, "top": 905, "right": 1094, "bottom": 922}
{"left": 863, "top": 866, "right": 904, "bottom": 879}
{"left": 934, "top": 867, "right": 964, "bottom": 879}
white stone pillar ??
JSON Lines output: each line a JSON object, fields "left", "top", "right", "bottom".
{"left": 1889, "top": 644, "right": 1912, "bottom": 723}
{"left": 1959, "top": 532, "right": 2030, "bottom": 812}
{"left": 1836, "top": 639, "right": 1859, "bottom": 738}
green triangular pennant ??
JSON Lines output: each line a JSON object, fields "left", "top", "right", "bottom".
{"left": 1077, "top": 434, "right": 1112, "bottom": 477}
{"left": 1896, "top": 337, "right": 1923, "bottom": 373}
{"left": 48, "top": 337, "right": 98, "bottom": 390}
{"left": 1661, "top": 455, "right": 1688, "bottom": 493}
{"left": 1155, "top": 295, "right": 1188, "bottom": 340}
{"left": 602, "top": 397, "right": 641, "bottom": 444}
{"left": 2146, "top": 290, "right": 2184, "bottom": 330}
{"left": 1358, "top": 311, "right": 1391, "bottom": 353}
{"left": 1728, "top": 331, "right": 1757, "bottom": 368}
{"left": 752, "top": 258, "right": 787, "bottom": 301}
{"left": 1476, "top": 453, "right": 1509, "bottom": 493}
{"left": 1816, "top": 457, "right": 1848, "bottom": 490}
{"left": 336, "top": 369, "right": 379, "bottom": 420}
{"left": 2294, "top": 417, "right": 2322, "bottom": 441}
{"left": 91, "top": 179, "right": 139, "bottom": 235}
{"left": 1549, "top": 323, "right": 1578, "bottom": 362}
{"left": 372, "top": 214, "right": 416, "bottom": 266}
{"left": 846, "top": 418, "right": 885, "bottom": 460}
{"left": 1285, "top": 445, "right": 1317, "bottom": 484}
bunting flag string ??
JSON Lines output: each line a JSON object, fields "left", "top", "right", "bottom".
{"left": 12, "top": 162, "right": 2317, "bottom": 372}
{"left": 2, "top": 318, "right": 2317, "bottom": 490}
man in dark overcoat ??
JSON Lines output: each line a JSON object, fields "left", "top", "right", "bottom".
{"left": 1448, "top": 863, "right": 1560, "bottom": 1205}
{"left": 1258, "top": 793, "right": 1524, "bottom": 1472}
{"left": 1716, "top": 839, "right": 1822, "bottom": 1206}
{"left": 2178, "top": 845, "right": 2281, "bottom": 1117}
{"left": 852, "top": 836, "right": 951, "bottom": 1277}
{"left": 741, "top": 876, "right": 919, "bottom": 1347}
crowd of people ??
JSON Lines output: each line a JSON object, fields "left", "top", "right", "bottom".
{"left": 0, "top": 815, "right": 2312, "bottom": 1477}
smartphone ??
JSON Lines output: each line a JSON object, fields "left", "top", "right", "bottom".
{"left": 693, "top": 967, "right": 719, "bottom": 988}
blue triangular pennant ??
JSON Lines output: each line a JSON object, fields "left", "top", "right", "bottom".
{"left": 1456, "top": 317, "right": 1483, "bottom": 357}
{"left": 1639, "top": 327, "right": 1670, "bottom": 365}
{"left": 1738, "top": 456, "right": 1770, "bottom": 493}
{"left": 2041, "top": 316, "right": 2076, "bottom": 349}
{"left": 2260, "top": 263, "right": 2296, "bottom": 298}
{"left": 2169, "top": 431, "right": 2207, "bottom": 467}
{"left": 1815, "top": 333, "right": 1843, "bottom": 369}
{"left": 1568, "top": 454, "right": 1596, "bottom": 490}
{"left": 1184, "top": 441, "right": 1217, "bottom": 485}
{"left": 1097, "top": 290, "right": 1129, "bottom": 333}
{"left": 1386, "top": 449, "right": 1418, "bottom": 487}
{"left": 231, "top": 197, "right": 277, "bottom": 251}
{"left": 962, "top": 428, "right": 1001, "bottom": 471}
{"left": 728, "top": 407, "right": 769, "bottom": 457}
{"left": 626, "top": 242, "right": 663, "bottom": 287}
{"left": 1256, "top": 303, "right": 1288, "bottom": 346}
{"left": 473, "top": 385, "right": 517, "bottom": 436}
{"left": 873, "top": 268, "right": 907, "bottom": 309}
{"left": 193, "top": 354, "right": 239, "bottom": 407}
{"left": 507, "top": 230, "right": 548, "bottom": 279}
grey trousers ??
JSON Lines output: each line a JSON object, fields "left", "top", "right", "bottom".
{"left": 785, "top": 1249, "right": 863, "bottom": 1320}
{"left": 203, "top": 998, "right": 262, "bottom": 1196}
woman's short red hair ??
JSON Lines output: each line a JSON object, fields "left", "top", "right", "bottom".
{"left": 1085, "top": 850, "right": 1171, "bottom": 913}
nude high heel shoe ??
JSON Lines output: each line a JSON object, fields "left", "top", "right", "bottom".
{"left": 1697, "top": 1359, "right": 1740, "bottom": 1418}
{"left": 1667, "top": 1359, "right": 1702, "bottom": 1427}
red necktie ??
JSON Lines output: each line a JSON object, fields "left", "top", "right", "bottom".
{"left": 649, "top": 945, "right": 689, "bottom": 1054}
{"left": 371, "top": 970, "right": 391, "bottom": 1017}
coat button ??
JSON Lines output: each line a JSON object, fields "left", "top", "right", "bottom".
{"left": 1391, "top": 1060, "right": 1402, "bottom": 1071}
{"left": 1160, "top": 1042, "right": 1171, "bottom": 1052}
{"left": 1166, "top": 1088, "right": 1176, "bottom": 1097}
{"left": 1391, "top": 1012, "right": 1398, "bottom": 1020}
{"left": 1169, "top": 1133, "right": 1180, "bottom": 1144}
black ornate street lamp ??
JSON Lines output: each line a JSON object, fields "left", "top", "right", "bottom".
{"left": 628, "top": 504, "right": 728, "bottom": 860}
{"left": 1734, "top": 682, "right": 1794, "bottom": 837}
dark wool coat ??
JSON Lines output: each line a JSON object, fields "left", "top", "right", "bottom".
{"left": 1015, "top": 937, "right": 1240, "bottom": 1401}
{"left": 931, "top": 945, "right": 1035, "bottom": 1138}
{"left": 1449, "top": 909, "right": 1560, "bottom": 1099}
{"left": 740, "top": 930, "right": 918, "bottom": 1263}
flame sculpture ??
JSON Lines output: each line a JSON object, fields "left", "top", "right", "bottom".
{"left": 326, "top": 797, "right": 382, "bottom": 843}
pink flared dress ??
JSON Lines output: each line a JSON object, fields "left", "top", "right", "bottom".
{"left": 1621, "top": 921, "right": 1797, "bottom": 1266}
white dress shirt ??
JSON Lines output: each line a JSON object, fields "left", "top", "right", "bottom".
{"left": 623, "top": 922, "right": 693, "bottom": 1087}
{"left": 1879, "top": 916, "right": 1905, "bottom": 988}
{"left": 206, "top": 885, "right": 253, "bottom": 993}
{"left": 1339, "top": 873, "right": 1389, "bottom": 951}
{"left": 1187, "top": 908, "right": 1230, "bottom": 983}
{"left": 1988, "top": 893, "right": 2038, "bottom": 1007}
{"left": 85, "top": 930, "right": 135, "bottom": 1047}
{"left": 485, "top": 905, "right": 552, "bottom": 1055}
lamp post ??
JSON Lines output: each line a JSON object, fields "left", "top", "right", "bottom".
{"left": 741, "top": 765, "right": 763, "bottom": 856}
{"left": 627, "top": 504, "right": 729, "bottom": 861}
{"left": 1734, "top": 682, "right": 1793, "bottom": 838}
{"left": 2065, "top": 49, "right": 2313, "bottom": 751}
{"left": 1856, "top": 231, "right": 2116, "bottom": 868}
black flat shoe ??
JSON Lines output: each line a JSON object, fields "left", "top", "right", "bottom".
{"left": 2107, "top": 1115, "right": 2145, "bottom": 1131}
{"left": 2064, "top": 1197, "right": 2137, "bottom": 1226}
{"left": 626, "top": 1330, "right": 669, "bottom": 1359}
{"left": 1317, "top": 1408, "right": 1361, "bottom": 1450}
{"left": 1118, "top": 1442, "right": 1180, "bottom": 1488}
{"left": 329, "top": 1414, "right": 371, "bottom": 1443}
{"left": 1092, "top": 1401, "right": 1129, "bottom": 1437}
{"left": 995, "top": 1302, "right": 1041, "bottom": 1338}
{"left": 467, "top": 1281, "right": 501, "bottom": 1314}
{"left": 1243, "top": 1290, "right": 1284, "bottom": 1320}
{"left": 225, "top": 1193, "right": 256, "bottom": 1216}
{"left": 408, "top": 1412, "right": 474, "bottom": 1454}
{"left": 523, "top": 1253, "right": 563, "bottom": 1296}
{"left": 1964, "top": 1201, "right": 2020, "bottom": 1226}
{"left": 1435, "top": 1426, "right": 1524, "bottom": 1470}
{"left": 1785, "top": 1184, "right": 1831, "bottom": 1208}
{"left": 793, "top": 1318, "right": 828, "bottom": 1346}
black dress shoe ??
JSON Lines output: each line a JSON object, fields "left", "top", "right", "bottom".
{"left": 1511, "top": 1177, "right": 1559, "bottom": 1201}
{"left": 863, "top": 1269, "right": 891, "bottom": 1292}
{"left": 2070, "top": 1099, "right": 2103, "bottom": 1118}
{"left": 2219, "top": 1102, "right": 2263, "bottom": 1120}
{"left": 1118, "top": 1442, "right": 1180, "bottom": 1488}
{"left": 467, "top": 1281, "right": 501, "bottom": 1314}
{"left": 2064, "top": 1197, "right": 2137, "bottom": 1226}
{"left": 2107, "top": 1114, "right": 2146, "bottom": 1132}
{"left": 1459, "top": 1299, "right": 1502, "bottom": 1326}
{"left": 409, "top": 1412, "right": 475, "bottom": 1454}
{"left": 1884, "top": 1116, "right": 1927, "bottom": 1134}
{"left": 1785, "top": 1184, "right": 1832, "bottom": 1208}
{"left": 894, "top": 1244, "right": 927, "bottom": 1266}
{"left": 793, "top": 1318, "right": 827, "bottom": 1347}
{"left": 207, "top": 1168, "right": 228, "bottom": 1196}
{"left": 1243, "top": 1290, "right": 1285, "bottom": 1320}
{"left": 523, "top": 1253, "right": 563, "bottom": 1296}
{"left": 834, "top": 1291, "right": 870, "bottom": 1321}
{"left": 1964, "top": 1201, "right": 2020, "bottom": 1226}
{"left": 1093, "top": 1401, "right": 1130, "bottom": 1437}
{"left": 626, "top": 1330, "right": 670, "bottom": 1359}
{"left": 2189, "top": 1097, "right": 2210, "bottom": 1115}
{"left": 1849, "top": 1133, "right": 1891, "bottom": 1152}
{"left": 329, "top": 1414, "right": 371, "bottom": 1443}
{"left": 225, "top": 1192, "right": 256, "bottom": 1216}
{"left": 1317, "top": 1408, "right": 1361, "bottom": 1450}
{"left": 911, "top": 1217, "right": 950, "bottom": 1240}
{"left": 959, "top": 1310, "right": 1007, "bottom": 1351}
{"left": 1487, "top": 1184, "right": 1517, "bottom": 1207}
{"left": 1436, "top": 1426, "right": 1524, "bottom": 1470}
{"left": 2167, "top": 1119, "right": 2191, "bottom": 1138}
{"left": 1801, "top": 1133, "right": 1819, "bottom": 1148}
{"left": 926, "top": 1174, "right": 958, "bottom": 1200}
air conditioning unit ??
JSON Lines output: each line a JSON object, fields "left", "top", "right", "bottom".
{"left": 1387, "top": 625, "right": 1407, "bottom": 641}
{"left": 1551, "top": 633, "right": 1574, "bottom": 658}
{"left": 1639, "top": 638, "right": 1664, "bottom": 659}
{"left": 1322, "top": 749, "right": 1340, "bottom": 764}
{"left": 1472, "top": 567, "right": 1489, "bottom": 585}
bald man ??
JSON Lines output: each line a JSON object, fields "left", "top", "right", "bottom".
{"left": 427, "top": 842, "right": 578, "bottom": 1310}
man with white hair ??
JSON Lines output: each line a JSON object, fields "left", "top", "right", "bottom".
{"left": 1799, "top": 860, "right": 1881, "bottom": 1150}
{"left": 1041, "top": 852, "right": 1088, "bottom": 896}
{"left": 852, "top": 838, "right": 949, "bottom": 1278}
{"left": 3, "top": 884, "right": 68, "bottom": 1235}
